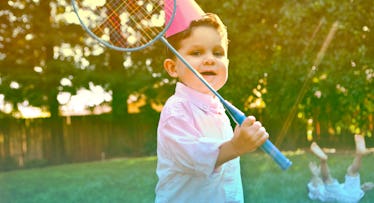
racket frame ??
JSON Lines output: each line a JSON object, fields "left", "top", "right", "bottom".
{"left": 71, "top": 0, "right": 177, "bottom": 52}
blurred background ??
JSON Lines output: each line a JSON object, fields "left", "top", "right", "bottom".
{"left": 0, "top": 0, "right": 373, "bottom": 171}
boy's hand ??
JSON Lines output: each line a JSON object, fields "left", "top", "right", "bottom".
{"left": 231, "top": 116, "right": 269, "bottom": 155}
{"left": 215, "top": 116, "right": 269, "bottom": 168}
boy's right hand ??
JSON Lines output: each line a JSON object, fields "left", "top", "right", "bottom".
{"left": 231, "top": 116, "right": 269, "bottom": 155}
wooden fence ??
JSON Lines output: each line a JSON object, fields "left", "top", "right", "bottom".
{"left": 0, "top": 113, "right": 159, "bottom": 171}
{"left": 0, "top": 111, "right": 372, "bottom": 171}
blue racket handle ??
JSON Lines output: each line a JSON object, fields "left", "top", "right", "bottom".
{"left": 222, "top": 100, "right": 292, "bottom": 170}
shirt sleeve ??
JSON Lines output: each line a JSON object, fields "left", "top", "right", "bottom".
{"left": 157, "top": 101, "right": 225, "bottom": 177}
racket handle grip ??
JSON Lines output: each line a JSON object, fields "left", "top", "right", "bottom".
{"left": 222, "top": 100, "right": 292, "bottom": 170}
{"left": 260, "top": 140, "right": 292, "bottom": 170}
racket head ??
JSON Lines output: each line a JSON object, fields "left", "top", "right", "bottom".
{"left": 71, "top": 0, "right": 176, "bottom": 52}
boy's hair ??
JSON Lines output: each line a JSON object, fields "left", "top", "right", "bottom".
{"left": 165, "top": 13, "right": 228, "bottom": 59}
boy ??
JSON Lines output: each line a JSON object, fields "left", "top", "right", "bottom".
{"left": 155, "top": 1, "right": 269, "bottom": 202}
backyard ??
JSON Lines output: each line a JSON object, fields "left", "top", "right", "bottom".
{"left": 1, "top": 0, "right": 373, "bottom": 202}
{"left": 1, "top": 150, "right": 374, "bottom": 203}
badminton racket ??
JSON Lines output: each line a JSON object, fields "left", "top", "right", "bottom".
{"left": 71, "top": 0, "right": 292, "bottom": 170}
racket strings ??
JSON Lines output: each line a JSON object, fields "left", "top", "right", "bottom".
{"left": 131, "top": 1, "right": 169, "bottom": 45}
{"left": 103, "top": 4, "right": 123, "bottom": 46}
{"left": 76, "top": 0, "right": 170, "bottom": 48}
{"left": 125, "top": 3, "right": 159, "bottom": 45}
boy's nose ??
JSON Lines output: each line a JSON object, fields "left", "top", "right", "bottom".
{"left": 203, "top": 55, "right": 215, "bottom": 65}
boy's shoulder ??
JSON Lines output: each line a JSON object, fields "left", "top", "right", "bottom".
{"left": 163, "top": 95, "right": 190, "bottom": 110}
{"left": 161, "top": 95, "right": 194, "bottom": 117}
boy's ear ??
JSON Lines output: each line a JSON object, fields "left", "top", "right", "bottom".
{"left": 163, "top": 59, "right": 178, "bottom": 78}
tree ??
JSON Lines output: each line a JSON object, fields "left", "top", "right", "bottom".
{"left": 199, "top": 0, "right": 374, "bottom": 145}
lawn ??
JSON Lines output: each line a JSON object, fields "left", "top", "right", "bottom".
{"left": 1, "top": 150, "right": 373, "bottom": 203}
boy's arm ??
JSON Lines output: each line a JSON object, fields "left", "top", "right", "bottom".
{"left": 215, "top": 140, "right": 239, "bottom": 168}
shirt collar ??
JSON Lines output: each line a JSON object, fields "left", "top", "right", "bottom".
{"left": 175, "top": 82, "right": 225, "bottom": 114}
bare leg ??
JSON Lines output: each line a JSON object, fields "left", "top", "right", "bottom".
{"left": 309, "top": 161, "right": 324, "bottom": 187}
{"left": 347, "top": 134, "right": 367, "bottom": 176}
{"left": 311, "top": 142, "right": 334, "bottom": 184}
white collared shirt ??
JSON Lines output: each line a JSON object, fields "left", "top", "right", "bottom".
{"left": 155, "top": 82, "right": 243, "bottom": 203}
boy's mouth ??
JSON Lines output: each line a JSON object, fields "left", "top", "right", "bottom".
{"left": 200, "top": 71, "right": 216, "bottom": 76}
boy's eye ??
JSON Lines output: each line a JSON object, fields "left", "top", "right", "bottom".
{"left": 190, "top": 50, "right": 201, "bottom": 56}
{"left": 214, "top": 51, "right": 224, "bottom": 56}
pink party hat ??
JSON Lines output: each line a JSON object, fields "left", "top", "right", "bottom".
{"left": 164, "top": 0, "right": 205, "bottom": 38}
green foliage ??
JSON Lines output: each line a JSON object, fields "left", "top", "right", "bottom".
{"left": 0, "top": 0, "right": 373, "bottom": 144}
{"left": 199, "top": 0, "right": 374, "bottom": 141}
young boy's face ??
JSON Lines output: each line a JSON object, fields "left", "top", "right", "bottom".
{"left": 164, "top": 26, "right": 229, "bottom": 95}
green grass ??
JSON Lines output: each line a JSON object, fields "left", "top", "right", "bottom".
{"left": 1, "top": 152, "right": 373, "bottom": 203}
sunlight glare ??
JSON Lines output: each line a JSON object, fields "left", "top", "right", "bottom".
{"left": 0, "top": 94, "right": 4, "bottom": 107}
{"left": 123, "top": 55, "right": 133, "bottom": 68}
{"left": 80, "top": 58, "right": 90, "bottom": 69}
{"left": 57, "top": 92, "right": 71, "bottom": 105}
{"left": 137, "top": 0, "right": 144, "bottom": 6}
{"left": 82, "top": 0, "right": 106, "bottom": 8}
{"left": 146, "top": 3, "right": 153, "bottom": 13}
{"left": 52, "top": 1, "right": 80, "bottom": 25}
{"left": 119, "top": 13, "right": 130, "bottom": 24}
{"left": 314, "top": 90, "right": 321, "bottom": 98}
{"left": 7, "top": 0, "right": 25, "bottom": 9}
{"left": 10, "top": 81, "right": 20, "bottom": 89}
{"left": 17, "top": 101, "right": 49, "bottom": 119}
{"left": 63, "top": 12, "right": 81, "bottom": 24}
{"left": 34, "top": 66, "right": 43, "bottom": 73}
{"left": 2, "top": 103, "right": 12, "bottom": 114}
{"left": 77, "top": 10, "right": 100, "bottom": 26}
{"left": 0, "top": 94, "right": 12, "bottom": 114}
{"left": 91, "top": 44, "right": 104, "bottom": 55}
{"left": 101, "top": 28, "right": 110, "bottom": 41}
{"left": 336, "top": 84, "right": 347, "bottom": 94}
{"left": 60, "top": 77, "right": 73, "bottom": 86}
{"left": 151, "top": 13, "right": 165, "bottom": 27}
{"left": 59, "top": 83, "right": 112, "bottom": 116}
{"left": 59, "top": 43, "right": 75, "bottom": 57}
{"left": 127, "top": 35, "right": 137, "bottom": 45}
{"left": 365, "top": 69, "right": 374, "bottom": 81}
{"left": 25, "top": 33, "right": 33, "bottom": 41}
{"left": 141, "top": 19, "right": 149, "bottom": 27}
